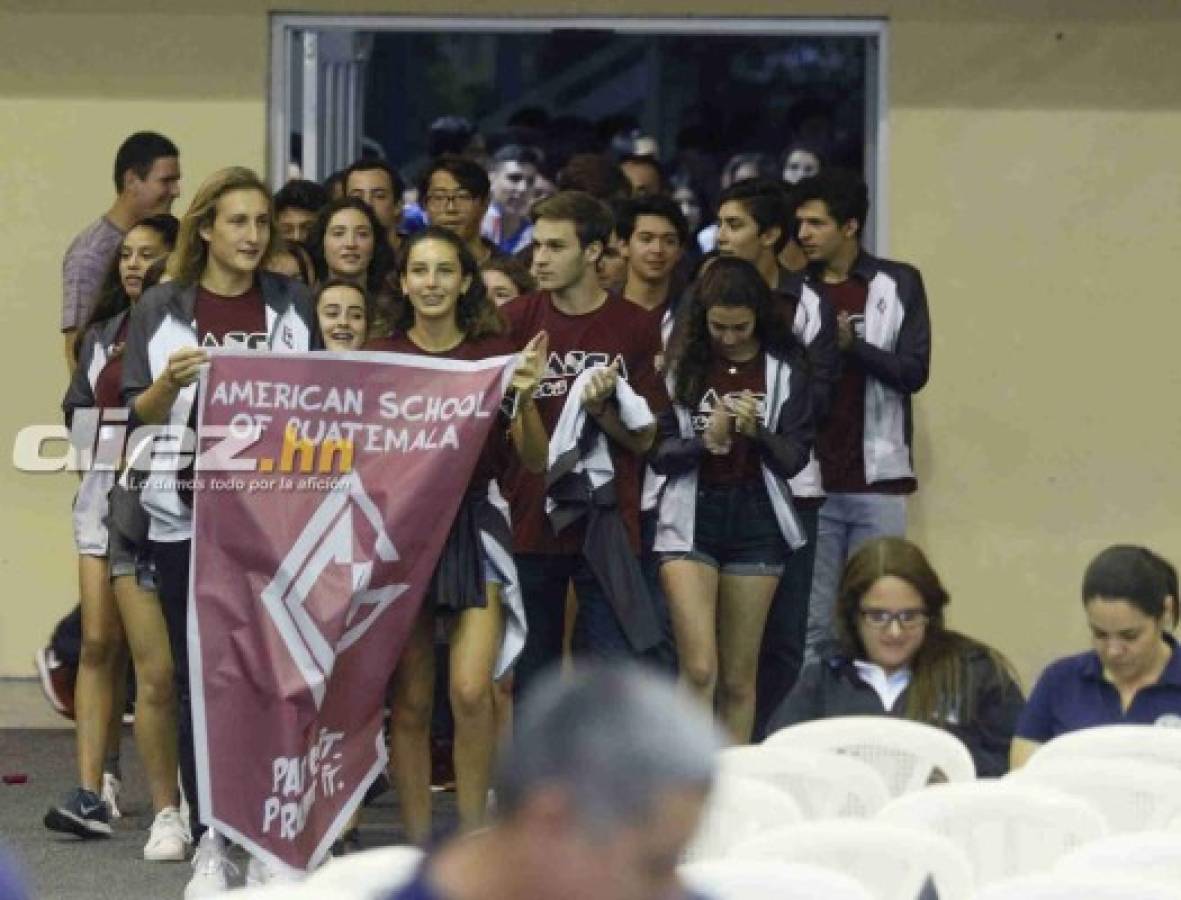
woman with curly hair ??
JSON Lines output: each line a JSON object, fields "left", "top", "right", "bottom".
{"left": 307, "top": 196, "right": 396, "bottom": 338}
{"left": 769, "top": 537, "right": 1024, "bottom": 776}
{"left": 652, "top": 255, "right": 813, "bottom": 742}
{"left": 381, "top": 226, "right": 547, "bottom": 841}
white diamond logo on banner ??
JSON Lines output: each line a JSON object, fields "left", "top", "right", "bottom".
{"left": 258, "top": 470, "right": 407, "bottom": 709}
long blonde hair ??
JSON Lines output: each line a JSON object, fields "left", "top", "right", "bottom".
{"left": 167, "top": 167, "right": 276, "bottom": 285}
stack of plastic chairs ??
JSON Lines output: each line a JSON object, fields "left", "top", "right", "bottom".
{"left": 718, "top": 744, "right": 890, "bottom": 818}
{"left": 1010, "top": 756, "right": 1181, "bottom": 832}
{"left": 765, "top": 716, "right": 975, "bottom": 796}
{"left": 682, "top": 773, "right": 803, "bottom": 861}
{"left": 970, "top": 873, "right": 1181, "bottom": 899}
{"left": 680, "top": 859, "right": 875, "bottom": 900}
{"left": 1027, "top": 724, "right": 1181, "bottom": 772}
{"left": 729, "top": 819, "right": 975, "bottom": 900}
{"left": 1055, "top": 832, "right": 1181, "bottom": 891}
{"left": 876, "top": 781, "right": 1107, "bottom": 885}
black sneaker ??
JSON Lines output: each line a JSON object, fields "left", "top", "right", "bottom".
{"left": 44, "top": 788, "right": 112, "bottom": 838}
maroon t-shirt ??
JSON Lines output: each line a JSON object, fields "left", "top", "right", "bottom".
{"left": 196, "top": 284, "right": 268, "bottom": 349}
{"left": 502, "top": 291, "right": 667, "bottom": 555}
{"left": 92, "top": 318, "right": 130, "bottom": 410}
{"left": 178, "top": 285, "right": 269, "bottom": 507}
{"left": 363, "top": 336, "right": 399, "bottom": 352}
{"left": 631, "top": 300, "right": 671, "bottom": 374}
{"left": 694, "top": 352, "right": 766, "bottom": 486}
{"left": 816, "top": 278, "right": 914, "bottom": 494}
{"left": 383, "top": 332, "right": 518, "bottom": 489}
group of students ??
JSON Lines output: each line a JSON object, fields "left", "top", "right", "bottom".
{"left": 44, "top": 130, "right": 1181, "bottom": 897}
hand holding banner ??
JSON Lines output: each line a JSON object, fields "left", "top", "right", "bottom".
{"left": 190, "top": 348, "right": 514, "bottom": 871}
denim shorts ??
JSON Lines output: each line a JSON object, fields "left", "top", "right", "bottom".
{"left": 660, "top": 480, "right": 787, "bottom": 576}
{"left": 106, "top": 482, "right": 158, "bottom": 592}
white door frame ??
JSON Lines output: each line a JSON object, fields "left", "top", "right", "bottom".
{"left": 268, "top": 15, "right": 889, "bottom": 252}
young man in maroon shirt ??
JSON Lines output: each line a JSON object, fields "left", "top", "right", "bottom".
{"left": 502, "top": 191, "right": 667, "bottom": 700}
{"left": 793, "top": 169, "right": 931, "bottom": 661}
{"left": 618, "top": 193, "right": 688, "bottom": 318}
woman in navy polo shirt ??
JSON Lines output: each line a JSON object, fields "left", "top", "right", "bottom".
{"left": 1011, "top": 545, "right": 1181, "bottom": 768}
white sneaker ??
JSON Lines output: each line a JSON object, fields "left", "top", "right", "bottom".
{"left": 101, "top": 772, "right": 122, "bottom": 820}
{"left": 184, "top": 830, "right": 237, "bottom": 898}
{"left": 245, "top": 853, "right": 302, "bottom": 887}
{"left": 143, "top": 806, "right": 189, "bottom": 862}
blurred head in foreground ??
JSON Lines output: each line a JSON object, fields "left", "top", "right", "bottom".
{"left": 411, "top": 664, "right": 724, "bottom": 900}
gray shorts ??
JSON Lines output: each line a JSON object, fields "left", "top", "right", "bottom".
{"left": 72, "top": 470, "right": 117, "bottom": 557}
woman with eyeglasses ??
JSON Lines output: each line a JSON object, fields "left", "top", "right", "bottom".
{"left": 768, "top": 537, "right": 1024, "bottom": 775}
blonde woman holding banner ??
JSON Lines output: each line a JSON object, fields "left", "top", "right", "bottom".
{"left": 120, "top": 167, "right": 313, "bottom": 896}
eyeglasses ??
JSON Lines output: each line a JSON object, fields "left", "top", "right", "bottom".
{"left": 425, "top": 190, "right": 475, "bottom": 209}
{"left": 859, "top": 608, "right": 930, "bottom": 630}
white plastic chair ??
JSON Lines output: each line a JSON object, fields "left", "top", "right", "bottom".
{"left": 1055, "top": 831, "right": 1181, "bottom": 888}
{"left": 971, "top": 873, "right": 1181, "bottom": 900}
{"left": 877, "top": 781, "right": 1107, "bottom": 885}
{"left": 680, "top": 860, "right": 875, "bottom": 900}
{"left": 719, "top": 744, "right": 890, "bottom": 818}
{"left": 1010, "top": 756, "right": 1181, "bottom": 832}
{"left": 765, "top": 715, "right": 976, "bottom": 795}
{"left": 301, "top": 845, "right": 425, "bottom": 898}
{"left": 729, "top": 820, "right": 975, "bottom": 900}
{"left": 1029, "top": 724, "right": 1181, "bottom": 773}
{"left": 682, "top": 773, "right": 803, "bottom": 861}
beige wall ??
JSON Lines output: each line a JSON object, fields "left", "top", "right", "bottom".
{"left": 2, "top": 0, "right": 1179, "bottom": 682}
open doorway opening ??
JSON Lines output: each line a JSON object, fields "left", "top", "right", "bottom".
{"left": 269, "top": 16, "right": 888, "bottom": 249}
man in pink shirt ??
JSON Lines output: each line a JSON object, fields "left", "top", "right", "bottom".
{"left": 62, "top": 131, "right": 180, "bottom": 374}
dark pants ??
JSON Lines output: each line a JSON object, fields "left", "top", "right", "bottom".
{"left": 640, "top": 512, "right": 678, "bottom": 676}
{"left": 512, "top": 553, "right": 635, "bottom": 704}
{"left": 151, "top": 539, "right": 202, "bottom": 839}
{"left": 752, "top": 504, "right": 820, "bottom": 741}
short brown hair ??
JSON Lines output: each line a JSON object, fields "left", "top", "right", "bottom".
{"left": 530, "top": 190, "right": 614, "bottom": 251}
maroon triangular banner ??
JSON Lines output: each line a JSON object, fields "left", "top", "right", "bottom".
{"left": 189, "top": 348, "right": 513, "bottom": 871}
